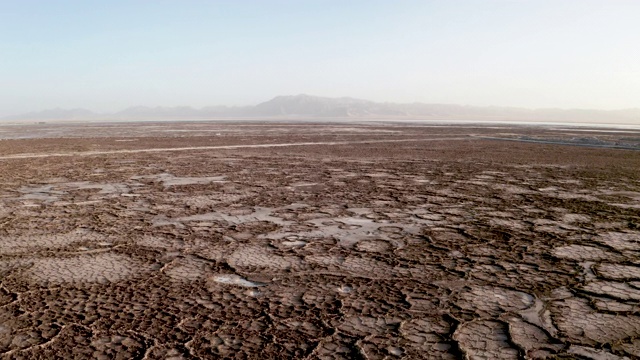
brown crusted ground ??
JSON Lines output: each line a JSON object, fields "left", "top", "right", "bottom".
{"left": 0, "top": 122, "right": 639, "bottom": 359}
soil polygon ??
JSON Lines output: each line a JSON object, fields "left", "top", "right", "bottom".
{"left": 0, "top": 121, "right": 638, "bottom": 358}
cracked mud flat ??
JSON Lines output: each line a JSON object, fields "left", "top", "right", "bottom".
{"left": 0, "top": 122, "right": 639, "bottom": 359}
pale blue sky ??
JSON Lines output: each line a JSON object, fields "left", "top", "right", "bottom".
{"left": 1, "top": 0, "right": 639, "bottom": 116}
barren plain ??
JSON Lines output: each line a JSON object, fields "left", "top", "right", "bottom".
{"left": 0, "top": 121, "right": 639, "bottom": 359}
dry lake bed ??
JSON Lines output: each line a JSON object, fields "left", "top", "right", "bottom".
{"left": 0, "top": 121, "right": 639, "bottom": 359}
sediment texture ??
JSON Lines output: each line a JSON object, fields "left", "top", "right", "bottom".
{"left": 0, "top": 123, "right": 638, "bottom": 359}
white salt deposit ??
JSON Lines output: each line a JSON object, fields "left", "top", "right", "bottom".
{"left": 212, "top": 274, "right": 264, "bottom": 287}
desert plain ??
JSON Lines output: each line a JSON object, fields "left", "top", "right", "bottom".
{"left": 0, "top": 121, "right": 639, "bottom": 359}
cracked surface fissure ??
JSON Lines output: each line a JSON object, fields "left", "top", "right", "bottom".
{"left": 0, "top": 122, "right": 639, "bottom": 359}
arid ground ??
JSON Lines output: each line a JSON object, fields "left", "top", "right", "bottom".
{"left": 0, "top": 121, "right": 639, "bottom": 359}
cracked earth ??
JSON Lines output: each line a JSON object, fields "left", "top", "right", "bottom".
{"left": 0, "top": 122, "right": 639, "bottom": 359}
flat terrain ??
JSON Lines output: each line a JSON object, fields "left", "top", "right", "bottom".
{"left": 0, "top": 121, "right": 639, "bottom": 359}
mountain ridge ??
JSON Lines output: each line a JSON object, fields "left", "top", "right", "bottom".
{"left": 3, "top": 94, "right": 640, "bottom": 124}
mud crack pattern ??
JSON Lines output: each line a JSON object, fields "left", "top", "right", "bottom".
{"left": 0, "top": 122, "right": 639, "bottom": 359}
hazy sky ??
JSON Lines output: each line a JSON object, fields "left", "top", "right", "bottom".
{"left": 1, "top": 0, "right": 639, "bottom": 116}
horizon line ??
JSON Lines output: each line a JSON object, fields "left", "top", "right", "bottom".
{"left": 3, "top": 94, "right": 640, "bottom": 117}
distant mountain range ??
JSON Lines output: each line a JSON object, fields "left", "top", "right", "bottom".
{"left": 3, "top": 94, "right": 640, "bottom": 124}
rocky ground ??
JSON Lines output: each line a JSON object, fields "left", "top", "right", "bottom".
{"left": 0, "top": 122, "right": 639, "bottom": 359}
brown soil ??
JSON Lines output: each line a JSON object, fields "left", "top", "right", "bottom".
{"left": 0, "top": 121, "right": 639, "bottom": 359}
